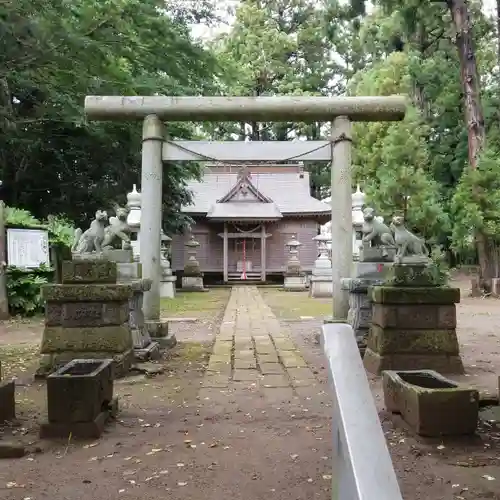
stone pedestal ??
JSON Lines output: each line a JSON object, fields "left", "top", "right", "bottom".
{"left": 363, "top": 264, "right": 464, "bottom": 375}
{"left": 358, "top": 244, "right": 396, "bottom": 263}
{"left": 341, "top": 262, "right": 392, "bottom": 355}
{"left": 182, "top": 275, "right": 204, "bottom": 291}
{"left": 37, "top": 260, "right": 135, "bottom": 378}
{"left": 116, "top": 262, "right": 161, "bottom": 360}
{"left": 310, "top": 276, "right": 333, "bottom": 297}
{"left": 160, "top": 276, "right": 176, "bottom": 298}
{"left": 284, "top": 273, "right": 307, "bottom": 291}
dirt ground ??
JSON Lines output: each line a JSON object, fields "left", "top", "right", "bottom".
{"left": 0, "top": 279, "right": 499, "bottom": 500}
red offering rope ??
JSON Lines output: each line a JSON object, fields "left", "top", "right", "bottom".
{"left": 242, "top": 238, "right": 247, "bottom": 280}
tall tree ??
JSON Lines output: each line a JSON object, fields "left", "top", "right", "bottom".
{"left": 0, "top": 0, "right": 220, "bottom": 233}
{"left": 350, "top": 0, "right": 497, "bottom": 286}
{"left": 209, "top": 0, "right": 365, "bottom": 198}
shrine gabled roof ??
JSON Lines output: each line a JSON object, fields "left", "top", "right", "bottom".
{"left": 182, "top": 171, "right": 330, "bottom": 217}
{"left": 217, "top": 167, "right": 273, "bottom": 204}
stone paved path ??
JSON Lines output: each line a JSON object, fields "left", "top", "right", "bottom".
{"left": 201, "top": 286, "right": 318, "bottom": 394}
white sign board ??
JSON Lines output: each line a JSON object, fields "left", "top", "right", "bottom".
{"left": 7, "top": 228, "right": 50, "bottom": 269}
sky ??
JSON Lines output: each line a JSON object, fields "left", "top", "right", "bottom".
{"left": 190, "top": 0, "right": 498, "bottom": 41}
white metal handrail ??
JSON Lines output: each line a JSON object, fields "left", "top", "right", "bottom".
{"left": 322, "top": 323, "right": 403, "bottom": 500}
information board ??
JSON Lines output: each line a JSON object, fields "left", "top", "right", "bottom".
{"left": 6, "top": 228, "right": 50, "bottom": 268}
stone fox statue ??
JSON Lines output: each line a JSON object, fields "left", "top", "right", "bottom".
{"left": 101, "top": 205, "right": 131, "bottom": 250}
{"left": 391, "top": 215, "right": 429, "bottom": 263}
{"left": 72, "top": 210, "right": 108, "bottom": 253}
{"left": 361, "top": 207, "right": 395, "bottom": 259}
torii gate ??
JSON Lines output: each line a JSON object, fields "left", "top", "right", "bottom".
{"left": 84, "top": 95, "right": 406, "bottom": 326}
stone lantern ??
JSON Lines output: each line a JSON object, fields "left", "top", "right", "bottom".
{"left": 182, "top": 234, "right": 204, "bottom": 291}
{"left": 351, "top": 184, "right": 366, "bottom": 261}
{"left": 309, "top": 234, "right": 333, "bottom": 298}
{"left": 160, "top": 230, "right": 176, "bottom": 298}
{"left": 126, "top": 184, "right": 141, "bottom": 261}
{"left": 284, "top": 234, "right": 306, "bottom": 291}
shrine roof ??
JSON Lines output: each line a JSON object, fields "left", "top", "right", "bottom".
{"left": 182, "top": 171, "right": 330, "bottom": 217}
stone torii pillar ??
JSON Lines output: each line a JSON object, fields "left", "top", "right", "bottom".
{"left": 331, "top": 116, "right": 352, "bottom": 319}
{"left": 84, "top": 95, "right": 406, "bottom": 321}
{"left": 140, "top": 115, "right": 163, "bottom": 321}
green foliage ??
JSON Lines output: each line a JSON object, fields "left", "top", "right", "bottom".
{"left": 450, "top": 148, "right": 500, "bottom": 252}
{"left": 0, "top": 0, "right": 220, "bottom": 232}
{"left": 428, "top": 246, "right": 450, "bottom": 286}
{"left": 46, "top": 215, "right": 75, "bottom": 248}
{"left": 351, "top": 53, "right": 449, "bottom": 242}
{"left": 5, "top": 207, "right": 42, "bottom": 228}
{"left": 362, "top": 112, "right": 449, "bottom": 242}
{"left": 6, "top": 267, "right": 49, "bottom": 316}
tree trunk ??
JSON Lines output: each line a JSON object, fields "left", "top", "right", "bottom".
{"left": 447, "top": 0, "right": 493, "bottom": 289}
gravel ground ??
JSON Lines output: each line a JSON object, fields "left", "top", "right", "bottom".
{"left": 0, "top": 279, "right": 499, "bottom": 500}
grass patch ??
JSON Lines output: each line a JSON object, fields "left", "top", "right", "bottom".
{"left": 259, "top": 288, "right": 332, "bottom": 319}
{"left": 160, "top": 288, "right": 230, "bottom": 319}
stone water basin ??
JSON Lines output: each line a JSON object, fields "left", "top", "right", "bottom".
{"left": 382, "top": 369, "right": 479, "bottom": 437}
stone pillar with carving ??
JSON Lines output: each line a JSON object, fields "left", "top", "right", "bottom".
{"left": 284, "top": 234, "right": 307, "bottom": 291}
{"left": 126, "top": 184, "right": 141, "bottom": 261}
{"left": 309, "top": 234, "right": 333, "bottom": 298}
{"left": 160, "top": 230, "right": 176, "bottom": 298}
{"left": 182, "top": 234, "right": 204, "bottom": 291}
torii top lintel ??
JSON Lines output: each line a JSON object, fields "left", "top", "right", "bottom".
{"left": 84, "top": 95, "right": 407, "bottom": 122}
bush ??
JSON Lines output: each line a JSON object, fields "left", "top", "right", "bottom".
{"left": 6, "top": 267, "right": 51, "bottom": 316}
{"left": 429, "top": 246, "right": 450, "bottom": 286}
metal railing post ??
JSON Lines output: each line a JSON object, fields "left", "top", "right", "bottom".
{"left": 322, "top": 323, "right": 403, "bottom": 500}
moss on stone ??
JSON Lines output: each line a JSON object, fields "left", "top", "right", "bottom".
{"left": 61, "top": 260, "right": 117, "bottom": 284}
{"left": 385, "top": 264, "right": 437, "bottom": 287}
{"left": 40, "top": 325, "right": 133, "bottom": 353}
{"left": 368, "top": 325, "right": 459, "bottom": 354}
{"left": 42, "top": 284, "right": 133, "bottom": 302}
{"left": 370, "top": 286, "right": 460, "bottom": 304}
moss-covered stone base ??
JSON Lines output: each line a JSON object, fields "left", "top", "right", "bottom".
{"left": 384, "top": 264, "right": 437, "bottom": 287}
{"left": 367, "top": 325, "right": 459, "bottom": 355}
{"left": 363, "top": 348, "right": 464, "bottom": 375}
{"left": 36, "top": 349, "right": 133, "bottom": 379}
{"left": 42, "top": 284, "right": 133, "bottom": 302}
{"left": 370, "top": 286, "right": 460, "bottom": 304}
{"left": 41, "top": 324, "right": 133, "bottom": 353}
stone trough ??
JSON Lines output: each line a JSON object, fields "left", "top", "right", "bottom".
{"left": 383, "top": 369, "right": 479, "bottom": 437}
{"left": 0, "top": 361, "right": 15, "bottom": 423}
{"left": 40, "top": 358, "right": 118, "bottom": 439}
